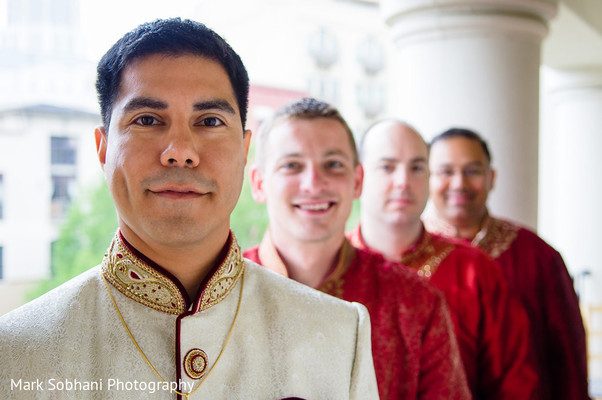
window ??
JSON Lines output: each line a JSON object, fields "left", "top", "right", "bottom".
{"left": 51, "top": 174, "right": 76, "bottom": 219}
{"left": 51, "top": 137, "right": 77, "bottom": 165}
{"left": 307, "top": 76, "right": 339, "bottom": 106}
{"left": 50, "top": 137, "right": 78, "bottom": 219}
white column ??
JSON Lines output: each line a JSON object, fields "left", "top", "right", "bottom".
{"left": 540, "top": 68, "right": 602, "bottom": 384}
{"left": 540, "top": 67, "right": 602, "bottom": 300}
{"left": 382, "top": 0, "right": 558, "bottom": 229}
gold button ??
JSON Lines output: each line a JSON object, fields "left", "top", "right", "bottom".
{"left": 184, "top": 348, "right": 208, "bottom": 380}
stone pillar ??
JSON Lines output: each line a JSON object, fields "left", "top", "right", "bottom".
{"left": 540, "top": 67, "right": 602, "bottom": 295}
{"left": 382, "top": 0, "right": 558, "bottom": 229}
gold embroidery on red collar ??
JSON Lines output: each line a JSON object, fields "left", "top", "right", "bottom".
{"left": 401, "top": 232, "right": 454, "bottom": 279}
{"left": 101, "top": 232, "right": 244, "bottom": 315}
{"left": 472, "top": 218, "right": 519, "bottom": 258}
{"left": 317, "top": 240, "right": 355, "bottom": 299}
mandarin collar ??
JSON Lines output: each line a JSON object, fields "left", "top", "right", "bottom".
{"left": 101, "top": 230, "right": 244, "bottom": 315}
{"left": 424, "top": 211, "right": 519, "bottom": 258}
{"left": 350, "top": 223, "right": 454, "bottom": 278}
{"left": 471, "top": 215, "right": 519, "bottom": 258}
{"left": 423, "top": 210, "right": 491, "bottom": 240}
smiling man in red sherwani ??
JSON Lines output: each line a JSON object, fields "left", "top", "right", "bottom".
{"left": 244, "top": 98, "right": 471, "bottom": 399}
{"left": 349, "top": 119, "right": 540, "bottom": 399}
{"left": 424, "top": 127, "right": 590, "bottom": 400}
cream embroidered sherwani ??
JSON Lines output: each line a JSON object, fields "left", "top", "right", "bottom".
{"left": 0, "top": 232, "right": 379, "bottom": 400}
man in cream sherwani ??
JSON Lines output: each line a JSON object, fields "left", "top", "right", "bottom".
{"left": 0, "top": 18, "right": 379, "bottom": 400}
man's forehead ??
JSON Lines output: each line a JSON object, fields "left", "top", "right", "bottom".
{"left": 431, "top": 136, "right": 483, "bottom": 151}
{"left": 126, "top": 52, "right": 228, "bottom": 75}
{"left": 366, "top": 135, "right": 427, "bottom": 162}
{"left": 373, "top": 151, "right": 427, "bottom": 163}
{"left": 264, "top": 126, "right": 354, "bottom": 166}
{"left": 276, "top": 148, "right": 352, "bottom": 159}
{"left": 269, "top": 118, "right": 349, "bottom": 144}
{"left": 117, "top": 54, "right": 238, "bottom": 108}
{"left": 431, "top": 138, "right": 488, "bottom": 161}
{"left": 366, "top": 121, "right": 425, "bottom": 147}
{"left": 433, "top": 160, "right": 487, "bottom": 168}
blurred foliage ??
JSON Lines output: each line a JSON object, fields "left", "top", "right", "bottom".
{"left": 27, "top": 179, "right": 118, "bottom": 300}
{"left": 231, "top": 177, "right": 269, "bottom": 250}
{"left": 347, "top": 199, "right": 361, "bottom": 232}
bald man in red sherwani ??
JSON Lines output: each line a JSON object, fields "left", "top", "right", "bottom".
{"left": 352, "top": 120, "right": 540, "bottom": 399}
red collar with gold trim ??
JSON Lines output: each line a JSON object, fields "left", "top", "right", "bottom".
{"left": 400, "top": 230, "right": 454, "bottom": 279}
{"left": 424, "top": 213, "right": 519, "bottom": 259}
{"left": 472, "top": 217, "right": 519, "bottom": 258}
{"left": 349, "top": 224, "right": 453, "bottom": 279}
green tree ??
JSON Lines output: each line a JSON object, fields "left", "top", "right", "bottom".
{"left": 27, "top": 179, "right": 118, "bottom": 300}
{"left": 231, "top": 178, "right": 269, "bottom": 250}
{"left": 231, "top": 142, "right": 269, "bottom": 250}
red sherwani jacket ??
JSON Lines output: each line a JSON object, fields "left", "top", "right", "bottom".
{"left": 425, "top": 214, "right": 590, "bottom": 400}
{"left": 349, "top": 225, "right": 540, "bottom": 400}
{"left": 244, "top": 233, "right": 471, "bottom": 400}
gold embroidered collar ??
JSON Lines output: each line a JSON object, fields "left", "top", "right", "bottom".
{"left": 423, "top": 212, "right": 519, "bottom": 259}
{"left": 101, "top": 231, "right": 244, "bottom": 315}
{"left": 472, "top": 216, "right": 519, "bottom": 258}
{"left": 400, "top": 229, "right": 454, "bottom": 278}
{"left": 349, "top": 224, "right": 453, "bottom": 279}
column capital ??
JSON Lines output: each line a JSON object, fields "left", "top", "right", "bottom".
{"left": 546, "top": 66, "right": 602, "bottom": 93}
{"left": 382, "top": 0, "right": 559, "bottom": 47}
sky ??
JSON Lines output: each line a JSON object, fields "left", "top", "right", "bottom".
{"left": 79, "top": 0, "right": 201, "bottom": 61}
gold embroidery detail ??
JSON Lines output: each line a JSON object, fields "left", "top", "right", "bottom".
{"left": 101, "top": 232, "right": 244, "bottom": 315}
{"left": 197, "top": 238, "right": 244, "bottom": 312}
{"left": 418, "top": 264, "right": 432, "bottom": 278}
{"left": 101, "top": 236, "right": 185, "bottom": 314}
{"left": 184, "top": 348, "right": 209, "bottom": 380}
{"left": 402, "top": 232, "right": 454, "bottom": 280}
{"left": 473, "top": 218, "right": 519, "bottom": 258}
{"left": 318, "top": 240, "right": 355, "bottom": 299}
{"left": 424, "top": 213, "right": 520, "bottom": 259}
